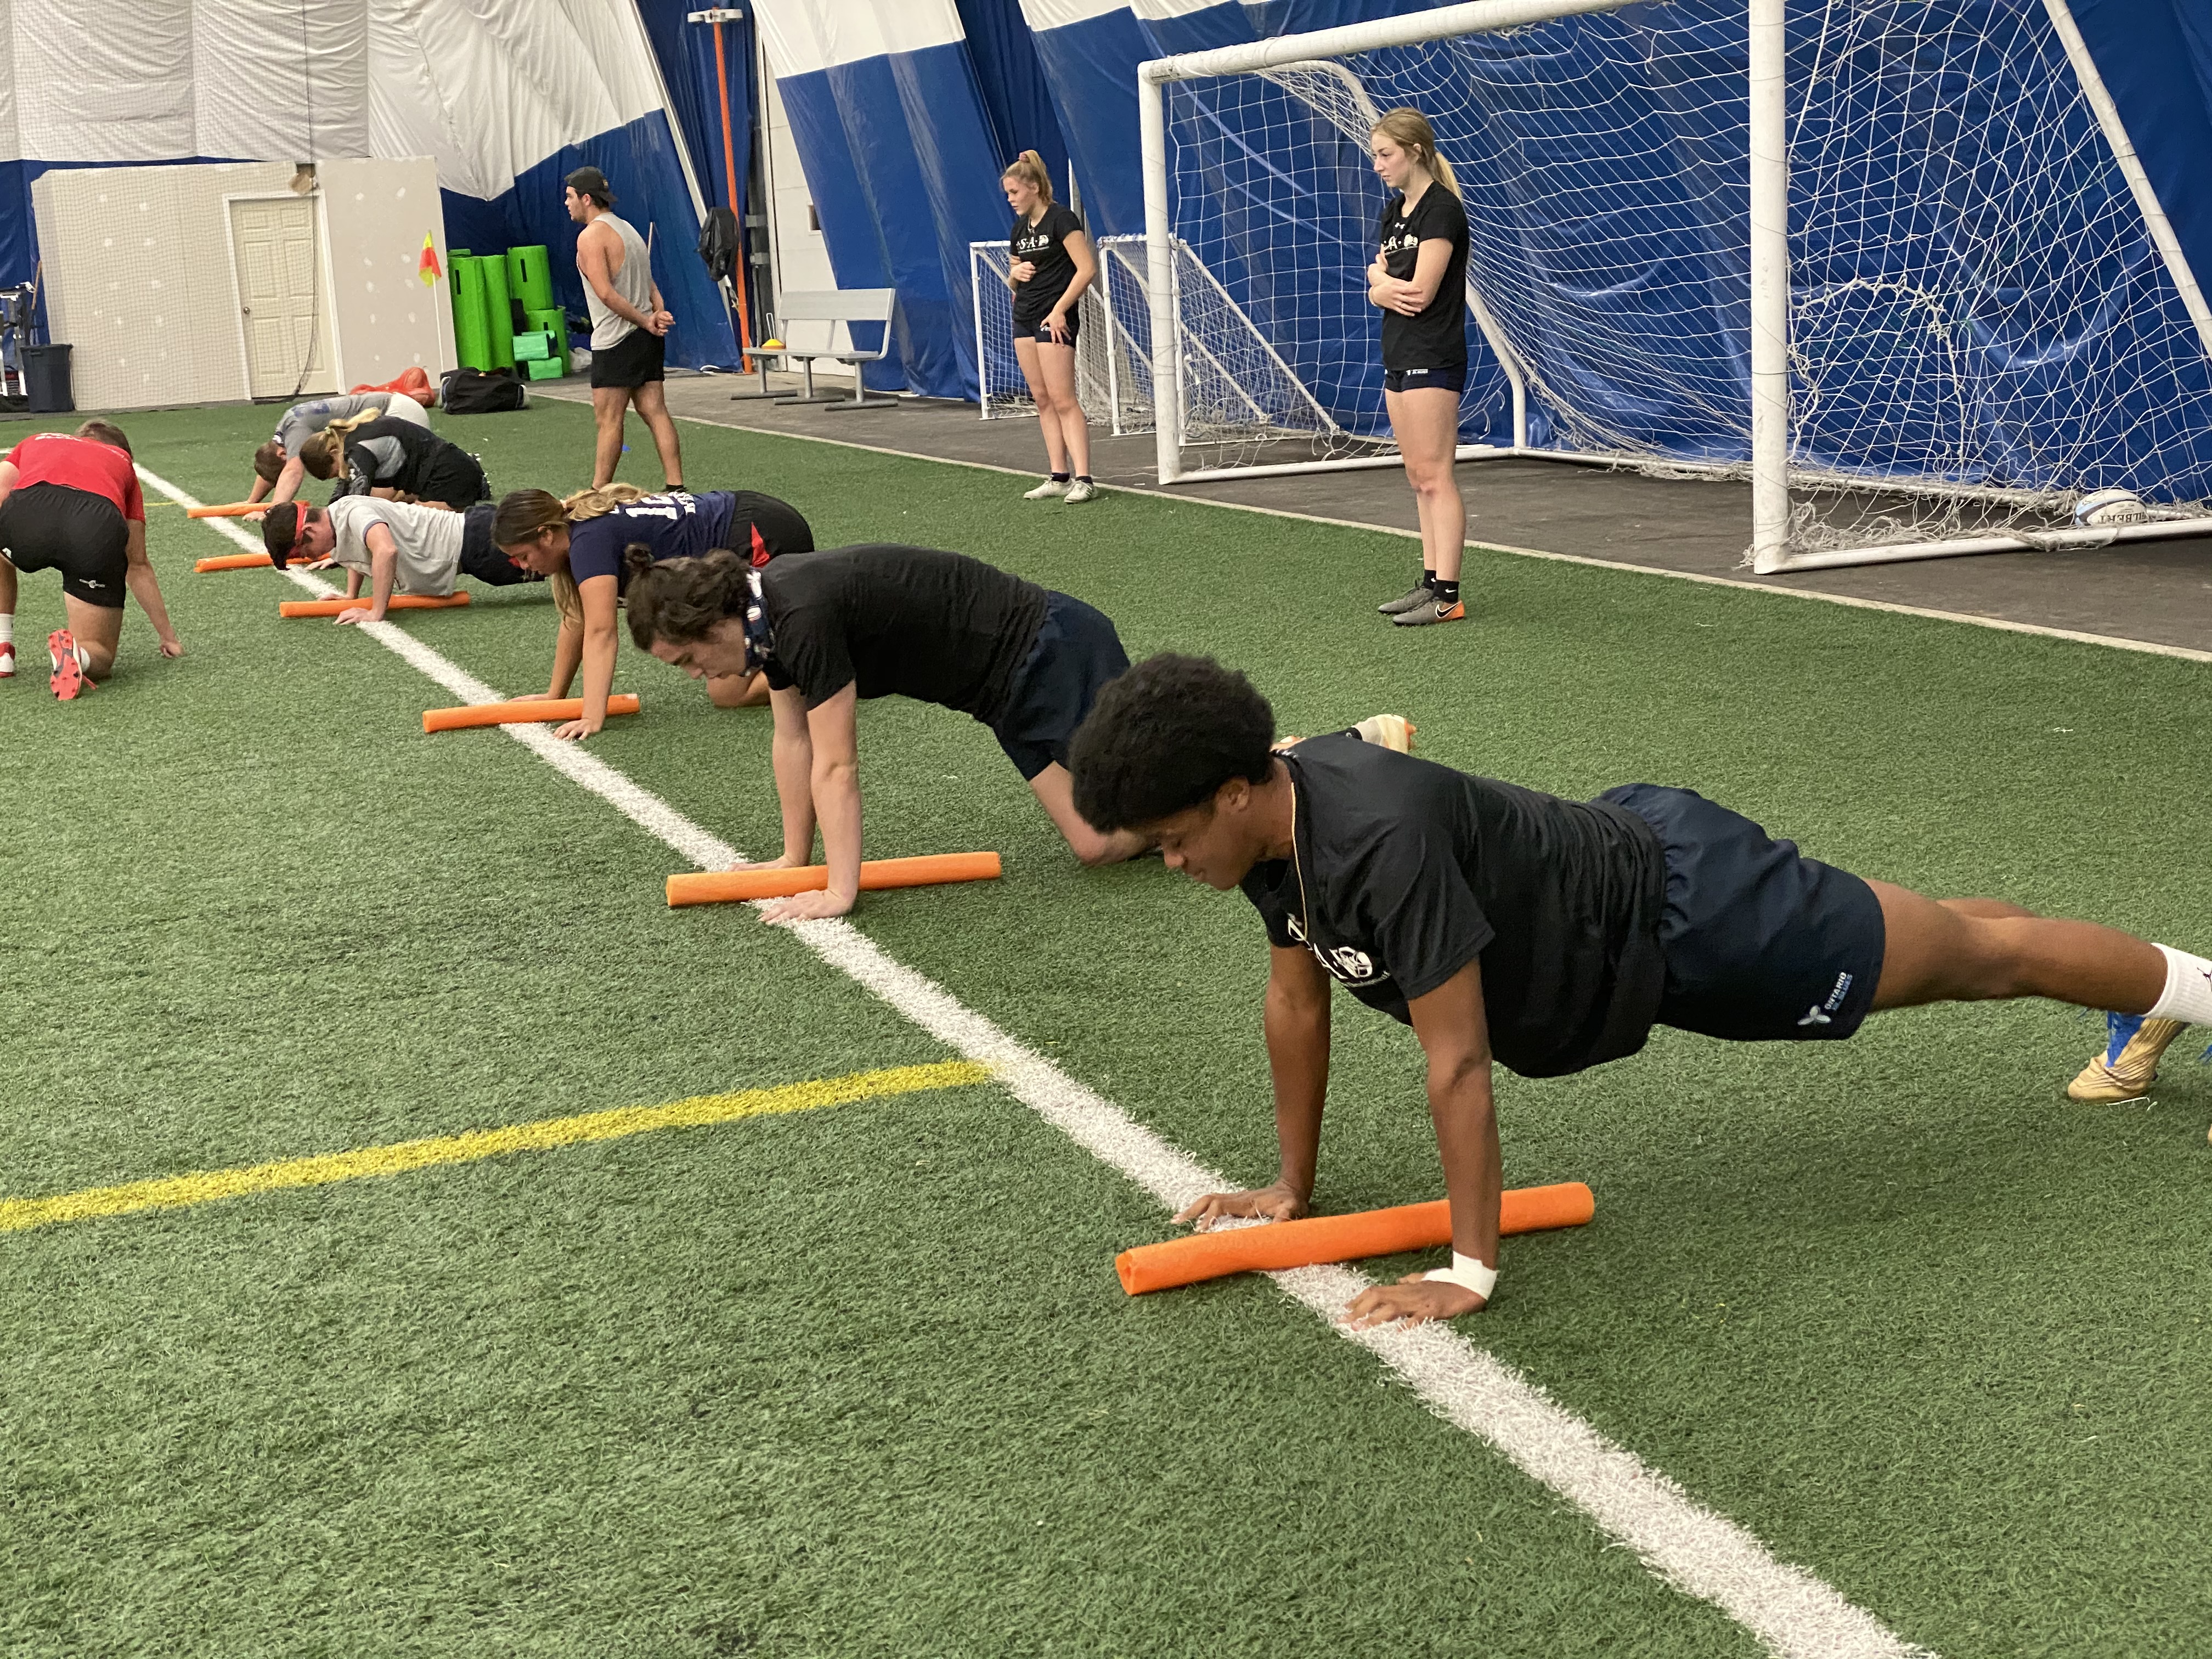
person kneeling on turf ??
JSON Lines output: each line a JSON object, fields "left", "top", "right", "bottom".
{"left": 493, "top": 484, "right": 814, "bottom": 737}
{"left": 298, "top": 415, "right": 488, "bottom": 509}
{"left": 0, "top": 420, "right": 181, "bottom": 697}
{"left": 247, "top": 389, "right": 432, "bottom": 507}
{"left": 1067, "top": 654, "right": 2212, "bottom": 1327}
{"left": 625, "top": 541, "right": 1150, "bottom": 922}
{"left": 261, "top": 496, "right": 535, "bottom": 625}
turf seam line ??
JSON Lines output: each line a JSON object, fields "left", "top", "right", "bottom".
{"left": 0, "top": 1062, "right": 989, "bottom": 1233}
{"left": 145, "top": 464, "right": 1933, "bottom": 1659}
{"left": 553, "top": 383, "right": 2209, "bottom": 670}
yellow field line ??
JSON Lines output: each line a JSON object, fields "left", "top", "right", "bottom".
{"left": 0, "top": 1060, "right": 992, "bottom": 1234}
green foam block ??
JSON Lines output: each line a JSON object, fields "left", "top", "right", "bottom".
{"left": 524, "top": 356, "right": 566, "bottom": 381}
{"left": 512, "top": 331, "right": 553, "bottom": 362}
{"left": 506, "top": 245, "right": 556, "bottom": 314}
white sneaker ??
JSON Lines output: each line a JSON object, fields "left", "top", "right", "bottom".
{"left": 0, "top": 642, "right": 14, "bottom": 679}
{"left": 1024, "top": 478, "right": 1070, "bottom": 501}
{"left": 1353, "top": 714, "right": 1415, "bottom": 753}
{"left": 1064, "top": 479, "right": 1098, "bottom": 504}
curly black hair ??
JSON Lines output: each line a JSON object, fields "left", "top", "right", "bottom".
{"left": 1069, "top": 653, "right": 1276, "bottom": 831}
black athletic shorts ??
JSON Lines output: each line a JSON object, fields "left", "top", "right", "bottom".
{"left": 1020, "top": 309, "right": 1079, "bottom": 348}
{"left": 1600, "top": 783, "right": 1886, "bottom": 1042}
{"left": 989, "top": 590, "right": 1130, "bottom": 781}
{"left": 1384, "top": 363, "right": 1467, "bottom": 396}
{"left": 591, "top": 326, "right": 667, "bottom": 388}
{"left": 417, "top": 448, "right": 488, "bottom": 509}
{"left": 457, "top": 501, "right": 540, "bottom": 585}
{"left": 0, "top": 482, "right": 128, "bottom": 608}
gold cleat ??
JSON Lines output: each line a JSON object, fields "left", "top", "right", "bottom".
{"left": 2067, "top": 1014, "right": 2190, "bottom": 1103}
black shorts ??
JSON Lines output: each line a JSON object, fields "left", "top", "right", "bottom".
{"left": 1019, "top": 307, "right": 1077, "bottom": 349}
{"left": 1384, "top": 363, "right": 1467, "bottom": 395}
{"left": 0, "top": 483, "right": 128, "bottom": 607}
{"left": 989, "top": 591, "right": 1130, "bottom": 781}
{"left": 591, "top": 327, "right": 667, "bottom": 388}
{"left": 417, "top": 448, "right": 488, "bottom": 508}
{"left": 1600, "top": 783, "right": 1886, "bottom": 1042}
{"left": 458, "top": 501, "right": 541, "bottom": 586}
{"left": 725, "top": 490, "right": 814, "bottom": 566}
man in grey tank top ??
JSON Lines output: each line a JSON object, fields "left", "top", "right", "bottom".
{"left": 566, "top": 165, "right": 685, "bottom": 492}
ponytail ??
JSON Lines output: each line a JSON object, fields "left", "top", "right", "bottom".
{"left": 1370, "top": 107, "right": 1459, "bottom": 199}
{"left": 1001, "top": 148, "right": 1054, "bottom": 206}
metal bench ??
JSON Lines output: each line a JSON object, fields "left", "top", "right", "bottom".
{"left": 730, "top": 287, "right": 900, "bottom": 411}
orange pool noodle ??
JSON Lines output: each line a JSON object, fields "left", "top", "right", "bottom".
{"left": 187, "top": 502, "right": 271, "bottom": 519}
{"left": 1114, "top": 1182, "right": 1595, "bottom": 1295}
{"left": 424, "top": 694, "right": 641, "bottom": 733}
{"left": 351, "top": 367, "right": 436, "bottom": 406}
{"left": 279, "top": 593, "right": 470, "bottom": 618}
{"left": 194, "top": 552, "right": 274, "bottom": 572}
{"left": 665, "top": 851, "right": 1002, "bottom": 907}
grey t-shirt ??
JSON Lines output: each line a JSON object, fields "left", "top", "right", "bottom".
{"left": 583, "top": 213, "right": 654, "bottom": 350}
{"left": 274, "top": 391, "right": 428, "bottom": 457}
{"left": 327, "top": 496, "right": 464, "bottom": 595}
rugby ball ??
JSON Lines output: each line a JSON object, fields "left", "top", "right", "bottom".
{"left": 2072, "top": 487, "right": 2146, "bottom": 527}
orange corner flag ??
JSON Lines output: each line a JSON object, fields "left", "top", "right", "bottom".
{"left": 418, "top": 234, "right": 442, "bottom": 287}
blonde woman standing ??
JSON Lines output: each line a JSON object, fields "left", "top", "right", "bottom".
{"left": 1002, "top": 151, "right": 1099, "bottom": 505}
{"left": 1367, "top": 108, "right": 1471, "bottom": 629}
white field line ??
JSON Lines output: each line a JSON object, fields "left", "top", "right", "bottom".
{"left": 549, "top": 382, "right": 2211, "bottom": 670}
{"left": 145, "top": 467, "right": 1932, "bottom": 1659}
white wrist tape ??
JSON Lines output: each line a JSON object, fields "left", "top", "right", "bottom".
{"left": 1423, "top": 1251, "right": 1497, "bottom": 1300}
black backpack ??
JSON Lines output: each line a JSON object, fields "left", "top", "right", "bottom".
{"left": 440, "top": 367, "right": 528, "bottom": 414}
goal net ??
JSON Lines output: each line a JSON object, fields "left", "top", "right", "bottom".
{"left": 1138, "top": 0, "right": 2212, "bottom": 568}
{"left": 969, "top": 240, "right": 1147, "bottom": 434}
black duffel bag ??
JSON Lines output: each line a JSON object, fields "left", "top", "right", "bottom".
{"left": 440, "top": 367, "right": 528, "bottom": 414}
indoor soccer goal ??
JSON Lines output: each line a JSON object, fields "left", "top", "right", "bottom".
{"left": 1137, "top": 0, "right": 2212, "bottom": 571}
{"left": 970, "top": 239, "right": 1147, "bottom": 433}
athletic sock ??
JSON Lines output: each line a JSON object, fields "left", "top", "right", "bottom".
{"left": 0, "top": 613, "right": 13, "bottom": 647}
{"left": 2148, "top": 945, "right": 2212, "bottom": 1025}
{"left": 1050, "top": 471, "right": 1071, "bottom": 483}
{"left": 1431, "top": 578, "right": 1461, "bottom": 605}
{"left": 1076, "top": 474, "right": 1092, "bottom": 484}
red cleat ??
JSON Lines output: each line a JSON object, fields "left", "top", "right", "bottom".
{"left": 48, "top": 628, "right": 90, "bottom": 700}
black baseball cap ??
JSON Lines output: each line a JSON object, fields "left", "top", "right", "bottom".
{"left": 565, "top": 165, "right": 615, "bottom": 206}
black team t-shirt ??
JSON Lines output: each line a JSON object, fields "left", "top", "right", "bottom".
{"left": 1376, "top": 184, "right": 1471, "bottom": 371}
{"left": 1239, "top": 734, "right": 1671, "bottom": 1077}
{"left": 1010, "top": 202, "right": 1086, "bottom": 329}
{"left": 759, "top": 544, "right": 1049, "bottom": 721}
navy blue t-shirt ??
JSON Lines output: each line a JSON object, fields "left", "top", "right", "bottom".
{"left": 565, "top": 490, "right": 740, "bottom": 591}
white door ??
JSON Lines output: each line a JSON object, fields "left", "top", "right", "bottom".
{"left": 229, "top": 197, "right": 334, "bottom": 399}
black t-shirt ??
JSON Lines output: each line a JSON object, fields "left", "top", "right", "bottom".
{"left": 1376, "top": 184, "right": 1470, "bottom": 371}
{"left": 759, "top": 543, "right": 1049, "bottom": 721}
{"left": 1010, "top": 202, "right": 1085, "bottom": 326}
{"left": 340, "top": 417, "right": 439, "bottom": 495}
{"left": 1239, "top": 735, "right": 1669, "bottom": 1078}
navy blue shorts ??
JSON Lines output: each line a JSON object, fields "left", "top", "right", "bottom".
{"left": 1600, "top": 784, "right": 1887, "bottom": 1042}
{"left": 990, "top": 591, "right": 1129, "bottom": 781}
{"left": 1022, "top": 311, "right": 1079, "bottom": 348}
{"left": 1384, "top": 364, "right": 1466, "bottom": 396}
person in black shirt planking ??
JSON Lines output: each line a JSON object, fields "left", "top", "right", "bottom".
{"left": 1002, "top": 150, "right": 1101, "bottom": 506}
{"left": 1366, "top": 108, "right": 1472, "bottom": 629}
{"left": 1069, "top": 654, "right": 2212, "bottom": 1327}
{"left": 624, "top": 543, "right": 1148, "bottom": 922}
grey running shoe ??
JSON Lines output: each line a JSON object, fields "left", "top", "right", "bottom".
{"left": 1391, "top": 595, "right": 1466, "bottom": 628}
{"left": 1064, "top": 479, "right": 1099, "bottom": 504}
{"left": 1023, "top": 478, "right": 1070, "bottom": 500}
{"left": 1378, "top": 582, "right": 1433, "bottom": 615}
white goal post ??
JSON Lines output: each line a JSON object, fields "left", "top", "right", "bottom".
{"left": 1136, "top": 0, "right": 2212, "bottom": 572}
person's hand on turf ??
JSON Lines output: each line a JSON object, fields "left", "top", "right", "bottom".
{"left": 1341, "top": 1275, "right": 1486, "bottom": 1330}
{"left": 1172, "top": 1181, "right": 1310, "bottom": 1231}
{"left": 157, "top": 634, "right": 184, "bottom": 659}
{"left": 302, "top": 556, "right": 336, "bottom": 571}
{"left": 726, "top": 854, "right": 800, "bottom": 873}
{"left": 553, "top": 716, "right": 603, "bottom": 741}
{"left": 334, "top": 606, "right": 381, "bottom": 627}
{"left": 760, "top": 888, "right": 855, "bottom": 926}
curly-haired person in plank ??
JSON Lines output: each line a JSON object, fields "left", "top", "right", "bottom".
{"left": 1068, "top": 653, "right": 2212, "bottom": 1328}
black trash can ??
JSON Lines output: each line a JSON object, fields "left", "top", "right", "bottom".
{"left": 23, "top": 343, "right": 72, "bottom": 414}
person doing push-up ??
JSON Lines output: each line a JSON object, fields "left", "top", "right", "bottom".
{"left": 1068, "top": 654, "right": 2212, "bottom": 1329}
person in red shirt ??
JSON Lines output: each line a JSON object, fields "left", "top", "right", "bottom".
{"left": 0, "top": 420, "right": 180, "bottom": 698}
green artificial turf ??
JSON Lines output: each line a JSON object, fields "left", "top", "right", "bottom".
{"left": 3, "top": 396, "right": 2209, "bottom": 1656}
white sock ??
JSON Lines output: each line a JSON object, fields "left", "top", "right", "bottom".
{"left": 0, "top": 613, "right": 13, "bottom": 647}
{"left": 2147, "top": 944, "right": 2212, "bottom": 1026}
